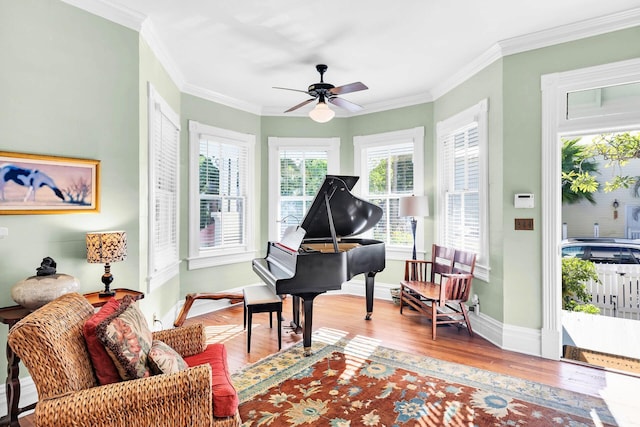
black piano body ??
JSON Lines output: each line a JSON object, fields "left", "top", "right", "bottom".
{"left": 252, "top": 175, "right": 385, "bottom": 355}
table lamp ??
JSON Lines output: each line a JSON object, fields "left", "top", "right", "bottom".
{"left": 399, "top": 195, "right": 429, "bottom": 260}
{"left": 86, "top": 231, "right": 127, "bottom": 297}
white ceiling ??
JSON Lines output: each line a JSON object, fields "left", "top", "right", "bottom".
{"left": 68, "top": 0, "right": 640, "bottom": 116}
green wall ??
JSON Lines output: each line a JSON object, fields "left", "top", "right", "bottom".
{"left": 433, "top": 60, "right": 505, "bottom": 322}
{"left": 0, "top": 0, "right": 140, "bottom": 369}
{"left": 500, "top": 27, "right": 640, "bottom": 328}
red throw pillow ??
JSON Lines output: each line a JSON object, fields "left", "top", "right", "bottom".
{"left": 184, "top": 343, "right": 239, "bottom": 418}
{"left": 83, "top": 298, "right": 121, "bottom": 385}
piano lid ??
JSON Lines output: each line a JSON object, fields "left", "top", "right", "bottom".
{"left": 300, "top": 175, "right": 383, "bottom": 239}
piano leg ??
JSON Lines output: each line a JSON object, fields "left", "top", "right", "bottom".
{"left": 301, "top": 295, "right": 317, "bottom": 356}
{"left": 365, "top": 271, "right": 376, "bottom": 320}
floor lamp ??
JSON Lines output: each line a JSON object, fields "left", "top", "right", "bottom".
{"left": 399, "top": 195, "right": 429, "bottom": 260}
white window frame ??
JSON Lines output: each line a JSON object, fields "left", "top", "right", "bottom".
{"left": 147, "top": 83, "right": 180, "bottom": 292}
{"left": 354, "top": 127, "right": 425, "bottom": 260}
{"left": 187, "top": 120, "right": 256, "bottom": 269}
{"left": 541, "top": 58, "right": 640, "bottom": 359}
{"left": 436, "top": 99, "right": 489, "bottom": 281}
{"left": 268, "top": 137, "right": 340, "bottom": 242}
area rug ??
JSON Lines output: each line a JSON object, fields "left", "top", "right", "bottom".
{"left": 564, "top": 344, "right": 640, "bottom": 375}
{"left": 231, "top": 328, "right": 617, "bottom": 426}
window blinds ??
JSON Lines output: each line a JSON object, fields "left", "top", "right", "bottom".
{"left": 149, "top": 93, "right": 180, "bottom": 282}
{"left": 365, "top": 143, "right": 414, "bottom": 245}
{"left": 443, "top": 124, "right": 480, "bottom": 254}
{"left": 198, "top": 138, "right": 248, "bottom": 249}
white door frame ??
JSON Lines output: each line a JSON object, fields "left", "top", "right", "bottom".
{"left": 541, "top": 58, "right": 640, "bottom": 359}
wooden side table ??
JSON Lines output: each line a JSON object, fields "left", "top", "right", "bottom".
{"left": 0, "top": 288, "right": 144, "bottom": 427}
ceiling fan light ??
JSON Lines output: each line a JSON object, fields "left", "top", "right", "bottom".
{"left": 309, "top": 101, "right": 335, "bottom": 123}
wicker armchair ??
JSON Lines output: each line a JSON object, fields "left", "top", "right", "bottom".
{"left": 8, "top": 293, "right": 241, "bottom": 427}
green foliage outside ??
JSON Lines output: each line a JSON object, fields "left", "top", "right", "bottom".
{"left": 561, "top": 138, "right": 598, "bottom": 205}
{"left": 199, "top": 155, "right": 219, "bottom": 229}
{"left": 368, "top": 156, "right": 413, "bottom": 194}
{"left": 562, "top": 132, "right": 640, "bottom": 195}
{"left": 280, "top": 158, "right": 327, "bottom": 196}
{"left": 369, "top": 158, "right": 388, "bottom": 194}
{"left": 561, "top": 257, "right": 601, "bottom": 314}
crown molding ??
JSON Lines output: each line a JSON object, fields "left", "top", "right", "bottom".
{"left": 182, "top": 83, "right": 263, "bottom": 115}
{"left": 60, "top": 0, "right": 145, "bottom": 31}
{"left": 500, "top": 8, "right": 640, "bottom": 57}
{"left": 430, "top": 44, "right": 504, "bottom": 101}
{"left": 354, "top": 92, "right": 434, "bottom": 115}
{"left": 431, "top": 8, "right": 640, "bottom": 101}
{"left": 139, "top": 20, "right": 186, "bottom": 90}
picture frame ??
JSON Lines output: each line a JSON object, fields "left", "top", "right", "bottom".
{"left": 0, "top": 151, "right": 100, "bottom": 214}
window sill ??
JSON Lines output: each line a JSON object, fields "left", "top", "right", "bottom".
{"left": 147, "top": 261, "right": 180, "bottom": 293}
{"left": 386, "top": 247, "right": 426, "bottom": 261}
{"left": 187, "top": 250, "right": 258, "bottom": 270}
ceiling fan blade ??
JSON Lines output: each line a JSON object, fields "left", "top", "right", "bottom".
{"left": 273, "top": 86, "right": 310, "bottom": 95}
{"left": 330, "top": 82, "right": 368, "bottom": 95}
{"left": 284, "top": 98, "right": 316, "bottom": 113}
{"left": 328, "top": 96, "right": 363, "bottom": 113}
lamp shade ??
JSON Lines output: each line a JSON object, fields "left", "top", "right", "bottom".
{"left": 86, "top": 231, "right": 127, "bottom": 263}
{"left": 399, "top": 195, "right": 429, "bottom": 218}
{"left": 308, "top": 101, "right": 335, "bottom": 123}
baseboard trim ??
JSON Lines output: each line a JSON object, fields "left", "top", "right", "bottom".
{"left": 0, "top": 376, "right": 36, "bottom": 418}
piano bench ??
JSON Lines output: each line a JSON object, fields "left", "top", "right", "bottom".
{"left": 243, "top": 285, "right": 282, "bottom": 353}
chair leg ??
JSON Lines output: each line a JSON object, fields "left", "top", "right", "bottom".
{"left": 431, "top": 303, "right": 437, "bottom": 340}
{"left": 269, "top": 311, "right": 273, "bottom": 328}
{"left": 460, "top": 303, "right": 474, "bottom": 336}
{"left": 243, "top": 303, "right": 247, "bottom": 330}
{"left": 247, "top": 309, "right": 253, "bottom": 353}
{"left": 399, "top": 286, "right": 404, "bottom": 314}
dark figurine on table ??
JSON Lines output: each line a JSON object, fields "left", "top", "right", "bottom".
{"left": 36, "top": 257, "right": 57, "bottom": 276}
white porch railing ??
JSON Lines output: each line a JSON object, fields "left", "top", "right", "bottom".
{"left": 586, "top": 264, "right": 640, "bottom": 320}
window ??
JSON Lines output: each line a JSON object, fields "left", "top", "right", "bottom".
{"left": 147, "top": 83, "right": 180, "bottom": 291}
{"left": 354, "top": 127, "right": 424, "bottom": 259}
{"left": 268, "top": 138, "right": 340, "bottom": 241}
{"left": 436, "top": 99, "right": 489, "bottom": 280}
{"left": 188, "top": 120, "right": 256, "bottom": 269}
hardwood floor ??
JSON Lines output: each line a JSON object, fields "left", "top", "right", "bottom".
{"left": 19, "top": 293, "right": 639, "bottom": 426}
{"left": 186, "top": 293, "right": 635, "bottom": 398}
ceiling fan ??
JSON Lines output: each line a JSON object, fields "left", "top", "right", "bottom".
{"left": 274, "top": 64, "right": 368, "bottom": 123}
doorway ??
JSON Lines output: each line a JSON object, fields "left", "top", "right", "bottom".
{"left": 560, "top": 130, "right": 640, "bottom": 375}
{"left": 541, "top": 58, "right": 640, "bottom": 361}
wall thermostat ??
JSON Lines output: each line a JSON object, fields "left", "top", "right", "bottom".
{"left": 514, "top": 193, "right": 534, "bottom": 208}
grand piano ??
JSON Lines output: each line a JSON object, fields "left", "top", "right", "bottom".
{"left": 252, "top": 175, "right": 385, "bottom": 356}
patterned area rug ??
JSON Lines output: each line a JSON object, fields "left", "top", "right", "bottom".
{"left": 231, "top": 329, "right": 617, "bottom": 426}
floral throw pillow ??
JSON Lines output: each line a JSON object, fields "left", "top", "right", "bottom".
{"left": 148, "top": 340, "right": 188, "bottom": 375}
{"left": 96, "top": 296, "right": 153, "bottom": 380}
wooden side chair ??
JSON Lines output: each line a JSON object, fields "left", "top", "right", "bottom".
{"left": 453, "top": 249, "right": 477, "bottom": 275}
{"left": 403, "top": 244, "right": 455, "bottom": 284}
{"left": 399, "top": 247, "right": 476, "bottom": 340}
